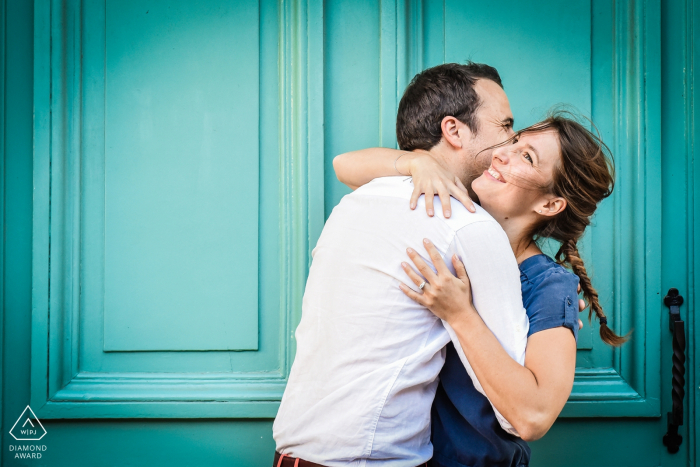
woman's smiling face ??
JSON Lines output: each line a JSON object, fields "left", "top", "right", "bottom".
{"left": 472, "top": 129, "right": 562, "bottom": 221}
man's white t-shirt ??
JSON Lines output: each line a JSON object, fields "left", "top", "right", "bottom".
{"left": 273, "top": 176, "right": 529, "bottom": 466}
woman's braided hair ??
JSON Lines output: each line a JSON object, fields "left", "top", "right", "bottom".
{"left": 523, "top": 110, "right": 628, "bottom": 346}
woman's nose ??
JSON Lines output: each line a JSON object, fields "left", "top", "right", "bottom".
{"left": 492, "top": 148, "right": 509, "bottom": 165}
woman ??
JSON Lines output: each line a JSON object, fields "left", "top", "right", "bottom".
{"left": 334, "top": 111, "right": 628, "bottom": 466}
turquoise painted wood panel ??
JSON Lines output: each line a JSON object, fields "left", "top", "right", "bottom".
{"left": 28, "top": 0, "right": 325, "bottom": 420}
{"left": 455, "top": 0, "right": 594, "bottom": 321}
{"left": 323, "top": 0, "right": 663, "bottom": 419}
{"left": 440, "top": 0, "right": 596, "bottom": 353}
{"left": 419, "top": 0, "right": 662, "bottom": 418}
{"left": 103, "top": 0, "right": 260, "bottom": 351}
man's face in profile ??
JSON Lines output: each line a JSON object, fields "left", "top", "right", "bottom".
{"left": 464, "top": 79, "right": 515, "bottom": 184}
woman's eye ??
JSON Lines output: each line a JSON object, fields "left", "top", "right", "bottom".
{"left": 524, "top": 153, "right": 533, "bottom": 164}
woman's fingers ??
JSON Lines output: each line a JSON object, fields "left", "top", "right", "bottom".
{"left": 436, "top": 184, "right": 453, "bottom": 218}
{"left": 452, "top": 190, "right": 475, "bottom": 213}
{"left": 409, "top": 177, "right": 474, "bottom": 216}
{"left": 422, "top": 239, "right": 450, "bottom": 275}
{"left": 400, "top": 261, "right": 428, "bottom": 288}
{"left": 406, "top": 247, "right": 439, "bottom": 282}
{"left": 425, "top": 191, "right": 435, "bottom": 217}
{"left": 399, "top": 282, "right": 427, "bottom": 306}
{"left": 452, "top": 178, "right": 476, "bottom": 213}
{"left": 452, "top": 254, "right": 469, "bottom": 282}
{"left": 410, "top": 186, "right": 420, "bottom": 210}
{"left": 455, "top": 177, "right": 467, "bottom": 192}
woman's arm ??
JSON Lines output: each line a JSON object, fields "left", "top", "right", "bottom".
{"left": 399, "top": 241, "right": 577, "bottom": 442}
{"left": 451, "top": 315, "right": 575, "bottom": 441}
{"left": 333, "top": 148, "right": 475, "bottom": 216}
{"left": 333, "top": 147, "right": 410, "bottom": 190}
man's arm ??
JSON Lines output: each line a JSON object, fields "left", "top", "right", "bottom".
{"left": 442, "top": 220, "right": 529, "bottom": 434}
{"left": 448, "top": 220, "right": 529, "bottom": 364}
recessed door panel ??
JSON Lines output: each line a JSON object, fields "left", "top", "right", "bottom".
{"left": 103, "top": 0, "right": 260, "bottom": 351}
{"left": 31, "top": 0, "right": 298, "bottom": 418}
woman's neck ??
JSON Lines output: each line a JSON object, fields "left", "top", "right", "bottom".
{"left": 498, "top": 216, "right": 542, "bottom": 264}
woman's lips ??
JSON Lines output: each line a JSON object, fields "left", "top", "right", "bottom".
{"left": 485, "top": 166, "right": 506, "bottom": 183}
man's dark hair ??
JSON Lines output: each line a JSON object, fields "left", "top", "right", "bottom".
{"left": 396, "top": 62, "right": 503, "bottom": 151}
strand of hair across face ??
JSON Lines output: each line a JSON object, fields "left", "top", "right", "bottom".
{"left": 557, "top": 239, "right": 629, "bottom": 347}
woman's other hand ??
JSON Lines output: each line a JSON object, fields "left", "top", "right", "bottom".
{"left": 398, "top": 238, "right": 474, "bottom": 324}
{"left": 399, "top": 238, "right": 586, "bottom": 330}
{"left": 398, "top": 153, "right": 476, "bottom": 217}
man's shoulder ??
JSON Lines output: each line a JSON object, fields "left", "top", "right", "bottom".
{"left": 351, "top": 176, "right": 415, "bottom": 199}
{"left": 351, "top": 176, "right": 501, "bottom": 231}
{"left": 439, "top": 202, "right": 498, "bottom": 231}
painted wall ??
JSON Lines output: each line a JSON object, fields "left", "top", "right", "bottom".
{"left": 2, "top": 1, "right": 699, "bottom": 466}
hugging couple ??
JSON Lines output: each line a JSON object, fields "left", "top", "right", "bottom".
{"left": 272, "top": 62, "right": 627, "bottom": 467}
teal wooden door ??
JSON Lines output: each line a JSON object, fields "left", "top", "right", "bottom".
{"left": 2, "top": 0, "right": 698, "bottom": 466}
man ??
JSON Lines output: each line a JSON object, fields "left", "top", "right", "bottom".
{"left": 273, "top": 63, "right": 528, "bottom": 467}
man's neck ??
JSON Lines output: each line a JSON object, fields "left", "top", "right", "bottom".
{"left": 419, "top": 145, "right": 480, "bottom": 197}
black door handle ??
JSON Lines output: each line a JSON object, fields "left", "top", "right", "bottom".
{"left": 662, "top": 288, "right": 685, "bottom": 454}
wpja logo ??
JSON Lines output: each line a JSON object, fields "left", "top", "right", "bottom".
{"left": 9, "top": 406, "right": 46, "bottom": 441}
{"left": 8, "top": 405, "right": 47, "bottom": 460}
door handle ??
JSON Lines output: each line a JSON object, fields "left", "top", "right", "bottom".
{"left": 662, "top": 288, "right": 685, "bottom": 454}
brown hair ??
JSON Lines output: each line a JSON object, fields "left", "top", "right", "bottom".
{"left": 513, "top": 110, "right": 628, "bottom": 346}
{"left": 396, "top": 62, "right": 503, "bottom": 151}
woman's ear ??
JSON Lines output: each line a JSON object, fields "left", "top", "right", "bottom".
{"left": 441, "top": 116, "right": 471, "bottom": 149}
{"left": 536, "top": 197, "right": 567, "bottom": 217}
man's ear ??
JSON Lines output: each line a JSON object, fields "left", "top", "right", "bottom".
{"left": 536, "top": 196, "right": 567, "bottom": 217}
{"left": 441, "top": 116, "right": 471, "bottom": 149}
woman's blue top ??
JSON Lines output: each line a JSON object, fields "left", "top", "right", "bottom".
{"left": 429, "top": 254, "right": 580, "bottom": 467}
